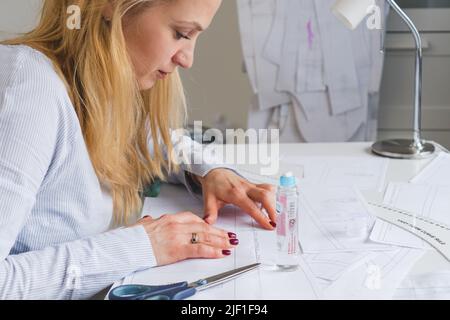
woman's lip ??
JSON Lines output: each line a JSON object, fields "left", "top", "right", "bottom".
{"left": 157, "top": 71, "right": 168, "bottom": 79}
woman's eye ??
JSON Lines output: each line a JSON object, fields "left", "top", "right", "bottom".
{"left": 175, "top": 31, "right": 191, "bottom": 40}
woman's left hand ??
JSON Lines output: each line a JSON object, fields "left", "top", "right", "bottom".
{"left": 196, "top": 169, "right": 277, "bottom": 230}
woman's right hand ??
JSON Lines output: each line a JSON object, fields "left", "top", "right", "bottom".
{"left": 134, "top": 212, "right": 239, "bottom": 266}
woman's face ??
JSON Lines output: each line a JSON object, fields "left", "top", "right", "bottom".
{"left": 122, "top": 0, "right": 222, "bottom": 90}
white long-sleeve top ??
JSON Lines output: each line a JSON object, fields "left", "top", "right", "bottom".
{"left": 0, "top": 44, "right": 220, "bottom": 299}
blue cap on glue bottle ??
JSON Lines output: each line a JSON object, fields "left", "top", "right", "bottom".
{"left": 280, "top": 172, "right": 296, "bottom": 187}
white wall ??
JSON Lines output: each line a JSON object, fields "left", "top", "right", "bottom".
{"left": 180, "top": 0, "right": 252, "bottom": 130}
{"left": 0, "top": 0, "right": 42, "bottom": 41}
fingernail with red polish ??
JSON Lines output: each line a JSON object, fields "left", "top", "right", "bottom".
{"left": 270, "top": 221, "right": 277, "bottom": 228}
{"left": 142, "top": 215, "right": 150, "bottom": 219}
{"left": 222, "top": 250, "right": 231, "bottom": 256}
{"left": 230, "top": 239, "right": 239, "bottom": 245}
{"left": 228, "top": 232, "right": 237, "bottom": 239}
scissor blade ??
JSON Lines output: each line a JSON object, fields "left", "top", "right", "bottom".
{"left": 188, "top": 263, "right": 261, "bottom": 291}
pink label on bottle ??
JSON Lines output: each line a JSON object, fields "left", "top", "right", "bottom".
{"left": 276, "top": 195, "right": 287, "bottom": 236}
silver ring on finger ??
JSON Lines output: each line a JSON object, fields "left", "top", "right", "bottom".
{"left": 190, "top": 232, "right": 200, "bottom": 244}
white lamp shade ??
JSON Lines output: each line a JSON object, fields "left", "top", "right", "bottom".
{"left": 332, "top": 0, "right": 376, "bottom": 29}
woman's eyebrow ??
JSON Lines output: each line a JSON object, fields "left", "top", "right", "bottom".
{"left": 174, "top": 20, "right": 205, "bottom": 32}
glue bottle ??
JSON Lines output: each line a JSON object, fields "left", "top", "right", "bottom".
{"left": 276, "top": 172, "right": 300, "bottom": 271}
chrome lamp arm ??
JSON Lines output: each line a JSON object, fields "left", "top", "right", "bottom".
{"left": 371, "top": 0, "right": 434, "bottom": 158}
{"left": 332, "top": 0, "right": 435, "bottom": 158}
{"left": 387, "top": 0, "right": 423, "bottom": 147}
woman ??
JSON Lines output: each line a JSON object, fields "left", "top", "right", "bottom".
{"left": 0, "top": 0, "right": 277, "bottom": 299}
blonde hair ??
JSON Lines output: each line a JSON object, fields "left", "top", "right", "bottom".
{"left": 2, "top": 0, "right": 186, "bottom": 225}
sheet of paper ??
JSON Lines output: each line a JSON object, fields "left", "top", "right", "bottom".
{"left": 303, "top": 251, "right": 374, "bottom": 282}
{"left": 262, "top": 0, "right": 285, "bottom": 65}
{"left": 275, "top": 0, "right": 302, "bottom": 94}
{"left": 114, "top": 184, "right": 323, "bottom": 300}
{"left": 296, "top": 0, "right": 327, "bottom": 95}
{"left": 282, "top": 156, "right": 388, "bottom": 192}
{"left": 394, "top": 271, "right": 450, "bottom": 300}
{"left": 324, "top": 248, "right": 425, "bottom": 300}
{"left": 249, "top": 0, "right": 291, "bottom": 110}
{"left": 236, "top": 161, "right": 304, "bottom": 185}
{"left": 369, "top": 183, "right": 450, "bottom": 252}
{"left": 236, "top": 156, "right": 388, "bottom": 192}
{"left": 314, "top": 0, "right": 362, "bottom": 116}
{"left": 411, "top": 153, "right": 450, "bottom": 186}
{"left": 122, "top": 252, "right": 322, "bottom": 300}
{"left": 291, "top": 91, "right": 366, "bottom": 142}
{"left": 299, "top": 186, "right": 393, "bottom": 253}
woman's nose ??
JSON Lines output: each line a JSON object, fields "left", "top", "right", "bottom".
{"left": 173, "top": 50, "right": 194, "bottom": 69}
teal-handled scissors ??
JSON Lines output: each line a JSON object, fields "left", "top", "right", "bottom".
{"left": 108, "top": 263, "right": 261, "bottom": 300}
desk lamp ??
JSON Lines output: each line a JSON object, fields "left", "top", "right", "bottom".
{"left": 332, "top": 0, "right": 435, "bottom": 159}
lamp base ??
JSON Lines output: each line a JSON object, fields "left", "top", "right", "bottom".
{"left": 371, "top": 139, "right": 435, "bottom": 159}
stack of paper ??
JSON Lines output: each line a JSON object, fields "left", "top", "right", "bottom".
{"left": 295, "top": 185, "right": 425, "bottom": 299}
{"left": 235, "top": 156, "right": 437, "bottom": 299}
{"left": 363, "top": 152, "right": 450, "bottom": 300}
{"left": 108, "top": 153, "right": 450, "bottom": 300}
{"left": 369, "top": 183, "right": 450, "bottom": 250}
{"left": 368, "top": 152, "right": 450, "bottom": 259}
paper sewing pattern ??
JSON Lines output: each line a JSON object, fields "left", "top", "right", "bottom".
{"left": 394, "top": 271, "right": 450, "bottom": 300}
{"left": 324, "top": 248, "right": 425, "bottom": 299}
{"left": 411, "top": 153, "right": 450, "bottom": 187}
{"left": 299, "top": 186, "right": 392, "bottom": 253}
{"left": 303, "top": 251, "right": 374, "bottom": 282}
{"left": 282, "top": 156, "right": 389, "bottom": 192}
{"left": 114, "top": 184, "right": 323, "bottom": 300}
{"left": 370, "top": 183, "right": 450, "bottom": 257}
{"left": 236, "top": 156, "right": 388, "bottom": 192}
{"left": 239, "top": 0, "right": 387, "bottom": 143}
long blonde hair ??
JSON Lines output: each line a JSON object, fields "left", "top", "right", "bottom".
{"left": 2, "top": 0, "right": 186, "bottom": 225}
